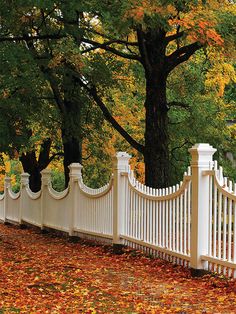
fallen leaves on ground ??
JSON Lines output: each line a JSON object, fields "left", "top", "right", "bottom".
{"left": 0, "top": 224, "right": 236, "bottom": 313}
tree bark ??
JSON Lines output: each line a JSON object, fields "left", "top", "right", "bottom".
{"left": 20, "top": 151, "right": 42, "bottom": 192}
{"left": 20, "top": 139, "right": 52, "bottom": 192}
{"left": 144, "top": 74, "right": 170, "bottom": 188}
{"left": 139, "top": 29, "right": 170, "bottom": 188}
{"left": 62, "top": 72, "right": 82, "bottom": 187}
{"left": 62, "top": 127, "right": 82, "bottom": 187}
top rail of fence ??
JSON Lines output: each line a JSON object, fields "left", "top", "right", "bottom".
{"left": 124, "top": 166, "right": 192, "bottom": 200}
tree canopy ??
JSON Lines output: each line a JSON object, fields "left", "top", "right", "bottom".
{"left": 0, "top": 0, "right": 235, "bottom": 190}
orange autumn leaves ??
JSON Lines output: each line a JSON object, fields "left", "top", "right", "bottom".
{"left": 1, "top": 223, "right": 236, "bottom": 313}
{"left": 125, "top": 0, "right": 224, "bottom": 46}
{"left": 126, "top": 0, "right": 177, "bottom": 20}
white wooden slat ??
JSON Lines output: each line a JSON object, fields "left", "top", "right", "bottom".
{"left": 213, "top": 179, "right": 217, "bottom": 258}
{"left": 143, "top": 185, "right": 147, "bottom": 243}
{"left": 209, "top": 174, "right": 213, "bottom": 257}
{"left": 149, "top": 187, "right": 153, "bottom": 244}
{"left": 180, "top": 193, "right": 183, "bottom": 254}
{"left": 176, "top": 184, "right": 180, "bottom": 252}
{"left": 169, "top": 187, "right": 173, "bottom": 251}
{"left": 187, "top": 182, "right": 191, "bottom": 255}
{"left": 162, "top": 188, "right": 165, "bottom": 248}
{"left": 184, "top": 187, "right": 187, "bottom": 255}
{"left": 159, "top": 188, "right": 162, "bottom": 247}
{"left": 173, "top": 186, "right": 176, "bottom": 252}
{"left": 218, "top": 191, "right": 222, "bottom": 260}
{"left": 228, "top": 181, "right": 233, "bottom": 262}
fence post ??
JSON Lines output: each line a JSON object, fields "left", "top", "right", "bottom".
{"left": 3, "top": 177, "right": 11, "bottom": 223}
{"left": 40, "top": 169, "right": 51, "bottom": 230}
{"left": 189, "top": 143, "right": 216, "bottom": 273}
{"left": 113, "top": 152, "right": 131, "bottom": 251}
{"left": 19, "top": 173, "right": 30, "bottom": 225}
{"left": 68, "top": 163, "right": 83, "bottom": 237}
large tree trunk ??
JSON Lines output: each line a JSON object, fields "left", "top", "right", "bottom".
{"left": 144, "top": 75, "right": 170, "bottom": 188}
{"left": 141, "top": 29, "right": 170, "bottom": 188}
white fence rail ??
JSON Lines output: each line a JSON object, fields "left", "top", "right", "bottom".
{"left": 0, "top": 143, "right": 236, "bottom": 277}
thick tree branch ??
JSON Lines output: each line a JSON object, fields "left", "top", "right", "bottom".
{"left": 47, "top": 152, "right": 64, "bottom": 166}
{"left": 165, "top": 31, "right": 184, "bottom": 43}
{"left": 166, "top": 42, "right": 202, "bottom": 73}
{"left": 83, "top": 27, "right": 138, "bottom": 46}
{"left": 78, "top": 79, "right": 144, "bottom": 154}
{"left": 136, "top": 27, "right": 152, "bottom": 72}
{"left": 25, "top": 39, "right": 66, "bottom": 115}
{"left": 81, "top": 38, "right": 141, "bottom": 61}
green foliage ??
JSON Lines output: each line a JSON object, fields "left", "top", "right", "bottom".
{"left": 51, "top": 169, "right": 65, "bottom": 192}
{"left": 167, "top": 50, "right": 236, "bottom": 183}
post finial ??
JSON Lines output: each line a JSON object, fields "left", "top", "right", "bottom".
{"left": 113, "top": 152, "right": 131, "bottom": 171}
{"left": 41, "top": 169, "right": 51, "bottom": 186}
{"left": 69, "top": 163, "right": 83, "bottom": 181}
{"left": 21, "top": 173, "right": 30, "bottom": 187}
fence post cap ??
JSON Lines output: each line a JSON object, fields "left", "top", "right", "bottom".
{"left": 113, "top": 152, "right": 131, "bottom": 171}
{"left": 41, "top": 169, "right": 51, "bottom": 185}
{"left": 69, "top": 163, "right": 83, "bottom": 180}
{"left": 189, "top": 143, "right": 217, "bottom": 152}
{"left": 4, "top": 176, "right": 11, "bottom": 188}
{"left": 189, "top": 143, "right": 217, "bottom": 164}
{"left": 21, "top": 173, "right": 30, "bottom": 186}
{"left": 116, "top": 152, "right": 131, "bottom": 159}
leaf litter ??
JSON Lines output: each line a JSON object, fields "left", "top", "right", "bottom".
{"left": 0, "top": 224, "right": 236, "bottom": 313}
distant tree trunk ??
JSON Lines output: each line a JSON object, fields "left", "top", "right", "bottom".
{"left": 62, "top": 73, "right": 82, "bottom": 187}
{"left": 20, "top": 151, "right": 41, "bottom": 192}
{"left": 62, "top": 127, "right": 82, "bottom": 187}
{"left": 20, "top": 138, "right": 52, "bottom": 192}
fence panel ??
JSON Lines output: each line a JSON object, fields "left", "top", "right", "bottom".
{"left": 6, "top": 190, "right": 20, "bottom": 223}
{"left": 43, "top": 185, "right": 70, "bottom": 232}
{"left": 202, "top": 161, "right": 236, "bottom": 277}
{"left": 121, "top": 167, "right": 192, "bottom": 264}
{"left": 21, "top": 189, "right": 41, "bottom": 226}
{"left": 74, "top": 179, "right": 113, "bottom": 238}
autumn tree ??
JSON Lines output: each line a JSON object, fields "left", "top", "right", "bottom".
{"left": 0, "top": 2, "right": 88, "bottom": 187}
{"left": 0, "top": 41, "right": 63, "bottom": 191}
{"left": 78, "top": 0, "right": 236, "bottom": 187}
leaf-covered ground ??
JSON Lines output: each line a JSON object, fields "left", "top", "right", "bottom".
{"left": 0, "top": 224, "right": 236, "bottom": 313}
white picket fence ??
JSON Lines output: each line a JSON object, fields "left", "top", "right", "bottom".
{"left": 0, "top": 143, "right": 236, "bottom": 277}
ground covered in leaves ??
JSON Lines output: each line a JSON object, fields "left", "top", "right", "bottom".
{"left": 0, "top": 224, "right": 236, "bottom": 313}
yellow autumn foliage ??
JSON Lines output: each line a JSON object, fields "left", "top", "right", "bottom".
{"left": 205, "top": 48, "right": 236, "bottom": 97}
